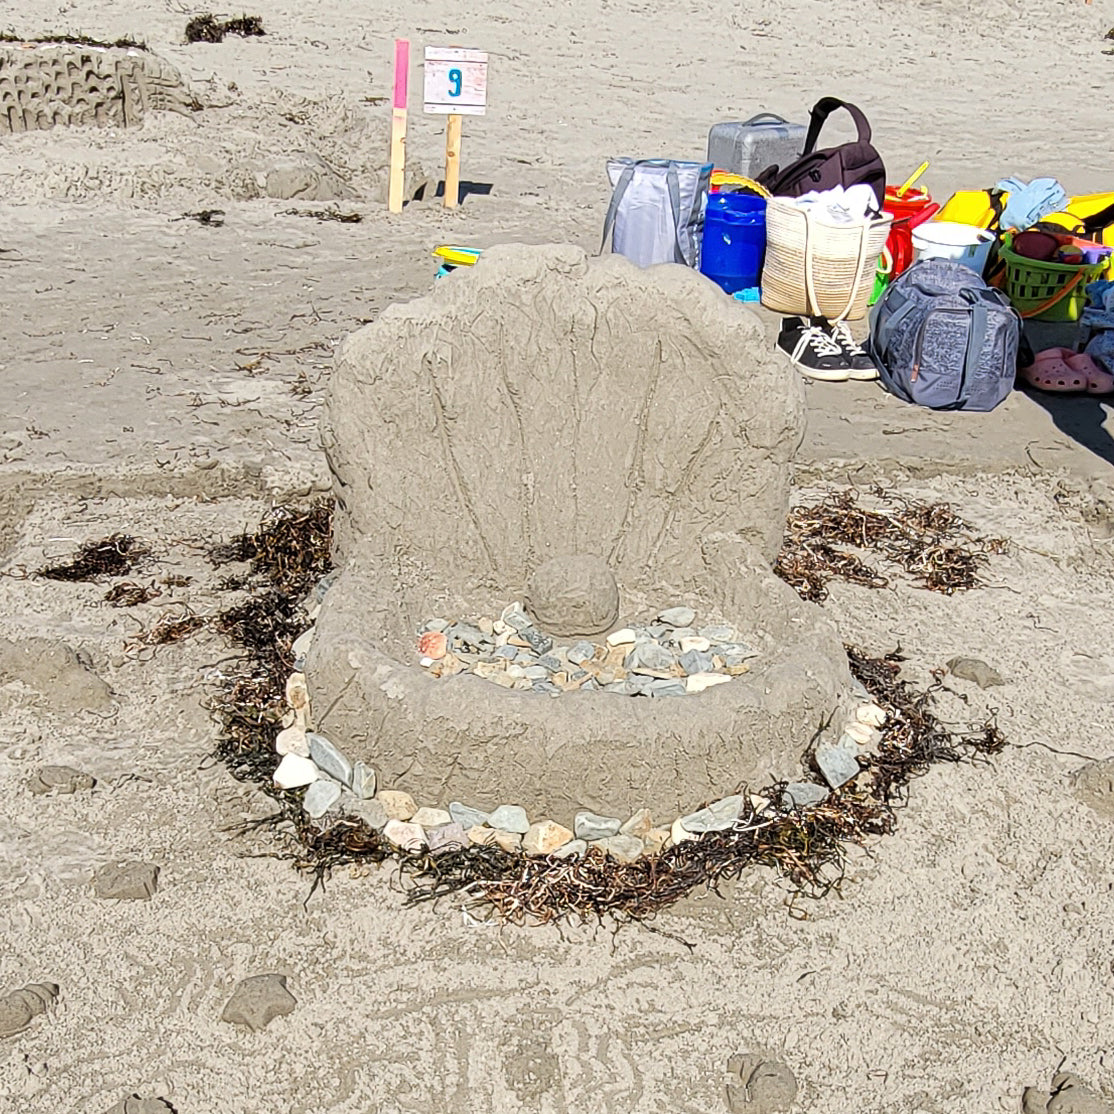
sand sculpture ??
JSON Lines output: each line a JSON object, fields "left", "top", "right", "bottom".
{"left": 0, "top": 43, "right": 194, "bottom": 134}
{"left": 305, "top": 244, "right": 858, "bottom": 820}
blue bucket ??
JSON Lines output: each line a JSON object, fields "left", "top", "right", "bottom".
{"left": 700, "top": 193, "right": 767, "bottom": 295}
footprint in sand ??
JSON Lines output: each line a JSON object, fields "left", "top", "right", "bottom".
{"left": 725, "top": 1053, "right": 798, "bottom": 1114}
{"left": 1060, "top": 651, "right": 1114, "bottom": 704}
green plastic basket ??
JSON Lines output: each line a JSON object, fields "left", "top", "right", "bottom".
{"left": 999, "top": 240, "right": 1102, "bottom": 322}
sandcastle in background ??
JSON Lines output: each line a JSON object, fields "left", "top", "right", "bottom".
{"left": 295, "top": 244, "right": 867, "bottom": 831}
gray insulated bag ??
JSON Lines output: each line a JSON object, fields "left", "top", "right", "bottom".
{"left": 867, "top": 259, "right": 1021, "bottom": 412}
{"left": 601, "top": 159, "right": 712, "bottom": 269}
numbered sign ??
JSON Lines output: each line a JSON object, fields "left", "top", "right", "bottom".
{"left": 423, "top": 47, "right": 488, "bottom": 116}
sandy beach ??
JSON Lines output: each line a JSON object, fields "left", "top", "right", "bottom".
{"left": 3, "top": 0, "right": 1114, "bottom": 1111}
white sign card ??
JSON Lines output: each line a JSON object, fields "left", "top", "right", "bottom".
{"left": 423, "top": 47, "right": 488, "bottom": 116}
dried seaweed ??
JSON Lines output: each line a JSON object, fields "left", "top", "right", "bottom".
{"left": 37, "top": 534, "right": 149, "bottom": 582}
{"left": 129, "top": 612, "right": 208, "bottom": 648}
{"left": 174, "top": 210, "right": 225, "bottom": 226}
{"left": 776, "top": 488, "right": 1006, "bottom": 602}
{"left": 278, "top": 208, "right": 362, "bottom": 224}
{"left": 104, "top": 581, "right": 161, "bottom": 607}
{"left": 185, "top": 14, "right": 264, "bottom": 43}
{"left": 207, "top": 496, "right": 1004, "bottom": 929}
{"left": 0, "top": 31, "right": 148, "bottom": 50}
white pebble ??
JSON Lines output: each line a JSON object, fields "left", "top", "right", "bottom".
{"left": 291, "top": 628, "right": 315, "bottom": 659}
{"left": 679, "top": 636, "right": 711, "bottom": 654}
{"left": 273, "top": 753, "right": 319, "bottom": 789}
{"left": 685, "top": 672, "right": 733, "bottom": 694}
{"left": 856, "top": 703, "right": 886, "bottom": 728}
{"left": 606, "top": 628, "right": 637, "bottom": 647}
{"left": 275, "top": 726, "right": 309, "bottom": 757}
{"left": 383, "top": 819, "right": 427, "bottom": 853}
{"left": 842, "top": 721, "right": 876, "bottom": 747}
{"left": 411, "top": 807, "right": 452, "bottom": 828}
{"left": 670, "top": 816, "right": 697, "bottom": 845}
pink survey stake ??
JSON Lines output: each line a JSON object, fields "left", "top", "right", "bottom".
{"left": 393, "top": 39, "right": 409, "bottom": 110}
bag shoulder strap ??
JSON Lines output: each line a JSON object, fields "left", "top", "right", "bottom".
{"left": 802, "top": 97, "right": 871, "bottom": 156}
{"left": 1082, "top": 200, "right": 1114, "bottom": 236}
{"left": 600, "top": 163, "right": 636, "bottom": 254}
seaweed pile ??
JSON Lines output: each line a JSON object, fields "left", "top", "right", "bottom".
{"left": 37, "top": 534, "right": 150, "bottom": 582}
{"left": 185, "top": 15, "right": 265, "bottom": 44}
{"left": 206, "top": 497, "right": 1004, "bottom": 930}
{"left": 0, "top": 32, "right": 148, "bottom": 50}
{"left": 775, "top": 487, "right": 1007, "bottom": 602}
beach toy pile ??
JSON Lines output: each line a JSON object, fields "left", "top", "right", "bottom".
{"left": 591, "top": 95, "right": 1114, "bottom": 404}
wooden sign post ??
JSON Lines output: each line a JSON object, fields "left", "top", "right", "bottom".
{"left": 423, "top": 47, "right": 489, "bottom": 208}
{"left": 387, "top": 38, "right": 409, "bottom": 214}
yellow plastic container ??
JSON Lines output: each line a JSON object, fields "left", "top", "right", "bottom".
{"left": 432, "top": 244, "right": 482, "bottom": 267}
{"left": 934, "top": 189, "right": 1003, "bottom": 230}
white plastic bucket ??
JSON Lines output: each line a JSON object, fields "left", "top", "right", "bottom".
{"left": 911, "top": 221, "right": 995, "bottom": 274}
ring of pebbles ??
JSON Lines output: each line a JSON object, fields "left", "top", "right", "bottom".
{"left": 418, "top": 602, "right": 758, "bottom": 697}
{"left": 273, "top": 601, "right": 888, "bottom": 864}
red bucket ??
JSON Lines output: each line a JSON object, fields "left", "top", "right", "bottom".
{"left": 882, "top": 187, "right": 939, "bottom": 278}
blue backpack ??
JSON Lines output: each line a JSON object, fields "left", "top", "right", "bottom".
{"left": 867, "top": 260, "right": 1021, "bottom": 412}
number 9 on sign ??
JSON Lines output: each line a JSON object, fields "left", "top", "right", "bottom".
{"left": 423, "top": 48, "right": 488, "bottom": 115}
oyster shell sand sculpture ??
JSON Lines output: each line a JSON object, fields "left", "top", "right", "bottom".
{"left": 307, "top": 244, "right": 856, "bottom": 818}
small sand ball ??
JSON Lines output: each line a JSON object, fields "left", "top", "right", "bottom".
{"left": 524, "top": 554, "right": 620, "bottom": 637}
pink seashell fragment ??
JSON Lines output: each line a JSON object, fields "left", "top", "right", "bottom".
{"left": 418, "top": 631, "right": 447, "bottom": 660}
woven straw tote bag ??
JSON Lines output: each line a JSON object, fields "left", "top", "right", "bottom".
{"left": 761, "top": 198, "right": 892, "bottom": 320}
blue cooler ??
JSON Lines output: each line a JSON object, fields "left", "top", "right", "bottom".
{"left": 700, "top": 193, "right": 767, "bottom": 295}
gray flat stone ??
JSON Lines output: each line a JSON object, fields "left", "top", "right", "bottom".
{"left": 450, "top": 801, "right": 490, "bottom": 828}
{"left": 303, "top": 778, "right": 342, "bottom": 818}
{"left": 426, "top": 821, "right": 469, "bottom": 852}
{"left": 520, "top": 627, "right": 554, "bottom": 655}
{"left": 493, "top": 644, "right": 517, "bottom": 660}
{"left": 782, "top": 782, "right": 829, "bottom": 809}
{"left": 678, "top": 649, "right": 715, "bottom": 675}
{"left": 488, "top": 804, "right": 530, "bottom": 834}
{"left": 347, "top": 796, "right": 388, "bottom": 830}
{"left": 450, "top": 623, "right": 491, "bottom": 650}
{"left": 658, "top": 606, "right": 696, "bottom": 628}
{"left": 596, "top": 834, "right": 644, "bottom": 862}
{"left": 681, "top": 794, "right": 744, "bottom": 833}
{"left": 523, "top": 665, "right": 550, "bottom": 680}
{"left": 947, "top": 656, "right": 1005, "bottom": 688}
{"left": 850, "top": 678, "right": 871, "bottom": 701}
{"left": 421, "top": 617, "right": 449, "bottom": 632}
{"left": 567, "top": 641, "right": 596, "bottom": 665}
{"left": 699, "top": 624, "right": 737, "bottom": 643}
{"left": 28, "top": 764, "right": 96, "bottom": 795}
{"left": 574, "top": 810, "right": 621, "bottom": 840}
{"left": 531, "top": 681, "right": 561, "bottom": 695}
{"left": 648, "top": 679, "right": 687, "bottom": 697}
{"left": 816, "top": 745, "right": 861, "bottom": 789}
{"left": 307, "top": 733, "right": 352, "bottom": 787}
{"left": 220, "top": 973, "right": 296, "bottom": 1032}
{"left": 351, "top": 761, "right": 376, "bottom": 800}
{"left": 625, "top": 642, "right": 675, "bottom": 673}
{"left": 93, "top": 861, "right": 159, "bottom": 901}
{"left": 503, "top": 607, "right": 533, "bottom": 632}
{"left": 552, "top": 839, "right": 587, "bottom": 860}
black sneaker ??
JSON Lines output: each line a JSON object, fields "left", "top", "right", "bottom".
{"left": 826, "top": 319, "right": 879, "bottom": 380}
{"left": 777, "top": 317, "right": 849, "bottom": 381}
